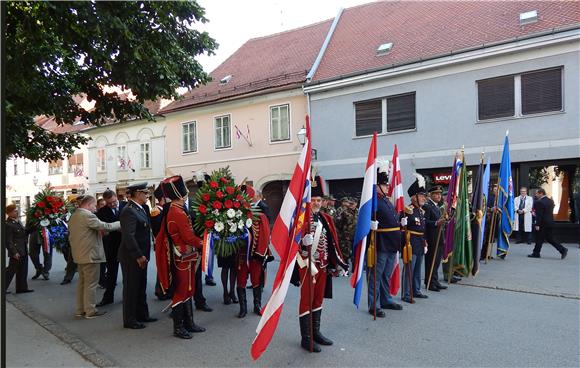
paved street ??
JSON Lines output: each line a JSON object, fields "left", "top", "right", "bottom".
{"left": 6, "top": 242, "right": 580, "bottom": 367}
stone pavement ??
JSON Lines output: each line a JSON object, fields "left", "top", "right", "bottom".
{"left": 5, "top": 242, "right": 580, "bottom": 367}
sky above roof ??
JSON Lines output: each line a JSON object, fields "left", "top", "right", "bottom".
{"left": 195, "top": 0, "right": 371, "bottom": 73}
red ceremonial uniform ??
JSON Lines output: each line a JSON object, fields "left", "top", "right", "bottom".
{"left": 237, "top": 213, "right": 270, "bottom": 288}
{"left": 155, "top": 202, "right": 202, "bottom": 307}
{"left": 298, "top": 211, "right": 347, "bottom": 316}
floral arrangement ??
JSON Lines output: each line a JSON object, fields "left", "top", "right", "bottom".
{"left": 192, "top": 167, "right": 254, "bottom": 257}
{"left": 26, "top": 185, "right": 74, "bottom": 253}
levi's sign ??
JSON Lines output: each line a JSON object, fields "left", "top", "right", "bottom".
{"left": 432, "top": 173, "right": 452, "bottom": 184}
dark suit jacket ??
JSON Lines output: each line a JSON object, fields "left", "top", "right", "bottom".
{"left": 423, "top": 199, "right": 442, "bottom": 247}
{"left": 6, "top": 219, "right": 30, "bottom": 257}
{"left": 534, "top": 196, "right": 556, "bottom": 228}
{"left": 97, "top": 202, "right": 125, "bottom": 248}
{"left": 118, "top": 201, "right": 152, "bottom": 263}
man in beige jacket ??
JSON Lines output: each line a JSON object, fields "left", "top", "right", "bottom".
{"left": 69, "top": 195, "right": 121, "bottom": 319}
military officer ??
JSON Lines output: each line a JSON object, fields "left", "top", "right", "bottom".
{"left": 423, "top": 185, "right": 448, "bottom": 292}
{"left": 119, "top": 182, "right": 157, "bottom": 329}
{"left": 296, "top": 176, "right": 347, "bottom": 353}
{"left": 401, "top": 174, "right": 429, "bottom": 303}
{"left": 5, "top": 204, "right": 34, "bottom": 294}
{"left": 335, "top": 197, "right": 357, "bottom": 267}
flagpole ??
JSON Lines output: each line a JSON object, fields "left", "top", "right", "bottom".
{"left": 447, "top": 148, "right": 463, "bottom": 284}
{"left": 371, "top": 202, "right": 377, "bottom": 321}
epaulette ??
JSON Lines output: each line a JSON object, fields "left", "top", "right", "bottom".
{"left": 404, "top": 206, "right": 414, "bottom": 215}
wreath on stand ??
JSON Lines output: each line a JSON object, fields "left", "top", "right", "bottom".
{"left": 192, "top": 167, "right": 255, "bottom": 259}
{"left": 26, "top": 185, "right": 74, "bottom": 253}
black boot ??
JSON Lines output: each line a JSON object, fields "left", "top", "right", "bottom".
{"left": 172, "top": 304, "right": 192, "bottom": 339}
{"left": 299, "top": 315, "right": 321, "bottom": 353}
{"left": 230, "top": 290, "right": 238, "bottom": 304}
{"left": 184, "top": 299, "right": 206, "bottom": 333}
{"left": 312, "top": 310, "right": 333, "bottom": 345}
{"left": 252, "top": 286, "right": 262, "bottom": 315}
{"left": 237, "top": 287, "right": 247, "bottom": 318}
{"left": 31, "top": 267, "right": 43, "bottom": 280}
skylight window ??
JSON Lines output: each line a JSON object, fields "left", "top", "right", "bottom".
{"left": 219, "top": 75, "right": 233, "bottom": 85}
{"left": 519, "top": 10, "right": 538, "bottom": 25}
{"left": 376, "top": 42, "right": 393, "bottom": 56}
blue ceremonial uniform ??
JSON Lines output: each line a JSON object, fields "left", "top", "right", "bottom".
{"left": 368, "top": 193, "right": 403, "bottom": 312}
{"left": 402, "top": 204, "right": 428, "bottom": 301}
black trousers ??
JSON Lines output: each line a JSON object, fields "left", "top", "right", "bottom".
{"left": 424, "top": 240, "right": 443, "bottom": 286}
{"left": 120, "top": 260, "right": 150, "bottom": 325}
{"left": 533, "top": 226, "right": 566, "bottom": 255}
{"left": 6, "top": 256, "right": 29, "bottom": 292}
{"left": 101, "top": 243, "right": 120, "bottom": 302}
{"left": 62, "top": 246, "right": 77, "bottom": 282}
{"left": 194, "top": 264, "right": 206, "bottom": 307}
{"left": 29, "top": 242, "right": 52, "bottom": 273}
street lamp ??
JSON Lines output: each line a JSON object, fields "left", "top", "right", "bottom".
{"left": 297, "top": 126, "right": 306, "bottom": 146}
{"left": 296, "top": 126, "right": 317, "bottom": 160}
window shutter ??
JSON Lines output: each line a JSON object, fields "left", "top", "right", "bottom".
{"left": 355, "top": 100, "right": 382, "bottom": 136}
{"left": 387, "top": 93, "right": 415, "bottom": 132}
{"left": 478, "top": 76, "right": 514, "bottom": 120}
{"left": 521, "top": 68, "right": 562, "bottom": 115}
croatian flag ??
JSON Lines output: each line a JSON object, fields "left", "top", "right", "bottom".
{"left": 387, "top": 144, "right": 403, "bottom": 296}
{"left": 350, "top": 133, "right": 377, "bottom": 308}
{"left": 250, "top": 116, "right": 312, "bottom": 360}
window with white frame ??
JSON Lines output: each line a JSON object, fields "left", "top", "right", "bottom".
{"left": 48, "top": 160, "right": 63, "bottom": 175}
{"left": 35, "top": 161, "right": 41, "bottom": 172}
{"left": 270, "top": 104, "right": 290, "bottom": 142}
{"left": 354, "top": 92, "right": 416, "bottom": 137}
{"left": 24, "top": 160, "right": 31, "bottom": 174}
{"left": 13, "top": 160, "right": 18, "bottom": 176}
{"left": 214, "top": 115, "right": 231, "bottom": 149}
{"left": 140, "top": 143, "right": 151, "bottom": 169}
{"left": 477, "top": 67, "right": 563, "bottom": 121}
{"left": 96, "top": 148, "right": 106, "bottom": 172}
{"left": 182, "top": 121, "right": 197, "bottom": 153}
{"left": 117, "top": 146, "right": 127, "bottom": 171}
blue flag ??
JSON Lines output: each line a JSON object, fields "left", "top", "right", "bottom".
{"left": 497, "top": 134, "right": 514, "bottom": 257}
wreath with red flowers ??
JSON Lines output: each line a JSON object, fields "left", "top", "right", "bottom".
{"left": 25, "top": 185, "right": 74, "bottom": 252}
{"left": 192, "top": 167, "right": 255, "bottom": 257}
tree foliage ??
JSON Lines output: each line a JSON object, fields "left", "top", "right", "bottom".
{"left": 4, "top": 1, "right": 217, "bottom": 161}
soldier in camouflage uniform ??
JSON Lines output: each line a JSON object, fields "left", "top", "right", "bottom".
{"left": 335, "top": 197, "right": 358, "bottom": 266}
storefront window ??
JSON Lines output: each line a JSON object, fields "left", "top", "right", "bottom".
{"left": 528, "top": 164, "right": 580, "bottom": 223}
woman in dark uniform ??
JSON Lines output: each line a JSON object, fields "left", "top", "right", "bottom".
{"left": 5, "top": 204, "right": 34, "bottom": 294}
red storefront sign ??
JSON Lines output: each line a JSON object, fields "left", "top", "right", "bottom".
{"left": 432, "top": 172, "right": 452, "bottom": 184}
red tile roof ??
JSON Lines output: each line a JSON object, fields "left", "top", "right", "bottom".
{"left": 35, "top": 96, "right": 165, "bottom": 134}
{"left": 311, "top": 1, "right": 580, "bottom": 83}
{"left": 161, "top": 19, "right": 333, "bottom": 113}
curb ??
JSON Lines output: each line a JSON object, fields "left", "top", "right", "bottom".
{"left": 6, "top": 295, "right": 117, "bottom": 368}
{"left": 457, "top": 282, "right": 580, "bottom": 300}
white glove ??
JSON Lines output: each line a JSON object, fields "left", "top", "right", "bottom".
{"left": 370, "top": 220, "right": 379, "bottom": 231}
{"left": 302, "top": 234, "right": 314, "bottom": 246}
{"left": 301, "top": 250, "right": 309, "bottom": 258}
{"left": 400, "top": 217, "right": 408, "bottom": 227}
{"left": 424, "top": 246, "right": 428, "bottom": 254}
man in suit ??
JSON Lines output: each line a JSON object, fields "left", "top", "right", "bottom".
{"left": 119, "top": 183, "right": 157, "bottom": 329}
{"left": 68, "top": 196, "right": 120, "bottom": 319}
{"left": 423, "top": 186, "right": 448, "bottom": 292}
{"left": 5, "top": 204, "right": 34, "bottom": 294}
{"left": 253, "top": 189, "right": 271, "bottom": 223}
{"left": 96, "top": 190, "right": 126, "bottom": 306}
{"left": 514, "top": 187, "right": 533, "bottom": 244}
{"left": 529, "top": 189, "right": 568, "bottom": 259}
